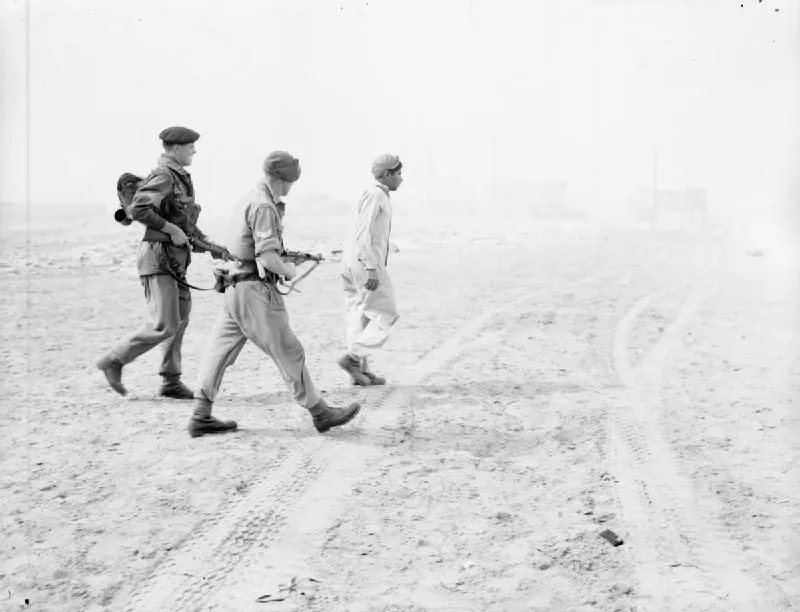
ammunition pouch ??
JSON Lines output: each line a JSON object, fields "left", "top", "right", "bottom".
{"left": 213, "top": 268, "right": 232, "bottom": 293}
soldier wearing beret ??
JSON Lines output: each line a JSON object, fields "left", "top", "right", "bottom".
{"left": 337, "top": 154, "right": 404, "bottom": 386}
{"left": 187, "top": 150, "right": 361, "bottom": 438}
{"left": 97, "top": 126, "right": 212, "bottom": 399}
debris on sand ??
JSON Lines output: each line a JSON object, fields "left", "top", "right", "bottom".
{"left": 599, "top": 529, "right": 624, "bottom": 547}
{"left": 255, "top": 576, "right": 322, "bottom": 603}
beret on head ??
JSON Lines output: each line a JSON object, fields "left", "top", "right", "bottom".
{"left": 371, "top": 153, "right": 401, "bottom": 178}
{"left": 159, "top": 126, "right": 200, "bottom": 145}
{"left": 264, "top": 150, "right": 301, "bottom": 182}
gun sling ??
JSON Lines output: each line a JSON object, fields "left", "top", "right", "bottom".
{"left": 144, "top": 236, "right": 319, "bottom": 295}
{"left": 145, "top": 236, "right": 219, "bottom": 292}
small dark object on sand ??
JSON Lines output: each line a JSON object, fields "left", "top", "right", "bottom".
{"left": 599, "top": 529, "right": 624, "bottom": 546}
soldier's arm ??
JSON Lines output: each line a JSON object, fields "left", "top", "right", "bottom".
{"left": 188, "top": 203, "right": 209, "bottom": 241}
{"left": 251, "top": 205, "right": 297, "bottom": 279}
{"left": 186, "top": 203, "right": 210, "bottom": 252}
{"left": 128, "top": 171, "right": 173, "bottom": 230}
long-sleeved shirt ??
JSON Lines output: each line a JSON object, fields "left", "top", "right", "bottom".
{"left": 129, "top": 155, "right": 205, "bottom": 276}
{"left": 343, "top": 182, "right": 393, "bottom": 271}
{"left": 129, "top": 155, "right": 199, "bottom": 234}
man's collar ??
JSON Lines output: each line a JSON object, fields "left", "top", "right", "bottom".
{"left": 158, "top": 154, "right": 189, "bottom": 176}
{"left": 374, "top": 181, "right": 390, "bottom": 194}
{"left": 257, "top": 179, "right": 286, "bottom": 215}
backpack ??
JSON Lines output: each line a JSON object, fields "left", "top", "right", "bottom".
{"left": 114, "top": 172, "right": 144, "bottom": 226}
{"left": 114, "top": 169, "right": 184, "bottom": 226}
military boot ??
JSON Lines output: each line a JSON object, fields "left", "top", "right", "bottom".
{"left": 188, "top": 398, "right": 238, "bottom": 438}
{"left": 337, "top": 354, "right": 371, "bottom": 386}
{"left": 160, "top": 375, "right": 195, "bottom": 400}
{"left": 363, "top": 372, "right": 386, "bottom": 385}
{"left": 310, "top": 399, "right": 362, "bottom": 433}
{"left": 360, "top": 357, "right": 386, "bottom": 386}
{"left": 97, "top": 355, "right": 126, "bottom": 396}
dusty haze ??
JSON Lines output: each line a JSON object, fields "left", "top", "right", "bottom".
{"left": 1, "top": 0, "right": 798, "bottom": 236}
{"left": 2, "top": 2, "right": 800, "bottom": 611}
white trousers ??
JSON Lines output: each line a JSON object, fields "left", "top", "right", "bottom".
{"left": 341, "top": 263, "right": 399, "bottom": 360}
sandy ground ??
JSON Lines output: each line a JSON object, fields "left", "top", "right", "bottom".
{"left": 1, "top": 203, "right": 799, "bottom": 612}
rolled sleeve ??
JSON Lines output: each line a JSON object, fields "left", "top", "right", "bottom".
{"left": 129, "top": 171, "right": 172, "bottom": 231}
{"left": 250, "top": 205, "right": 282, "bottom": 256}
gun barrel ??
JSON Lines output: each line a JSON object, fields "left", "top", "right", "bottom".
{"left": 190, "top": 236, "right": 243, "bottom": 263}
{"left": 285, "top": 250, "right": 324, "bottom": 262}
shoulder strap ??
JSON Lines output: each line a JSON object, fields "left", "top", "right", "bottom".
{"left": 155, "top": 243, "right": 217, "bottom": 291}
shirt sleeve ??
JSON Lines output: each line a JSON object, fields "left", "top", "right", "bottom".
{"left": 189, "top": 203, "right": 208, "bottom": 240}
{"left": 250, "top": 204, "right": 282, "bottom": 256}
{"left": 357, "top": 191, "right": 385, "bottom": 270}
{"left": 128, "top": 170, "right": 172, "bottom": 231}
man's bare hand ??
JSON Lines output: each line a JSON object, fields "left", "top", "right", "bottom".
{"left": 364, "top": 269, "right": 380, "bottom": 291}
{"left": 164, "top": 223, "right": 188, "bottom": 247}
{"left": 169, "top": 228, "right": 188, "bottom": 246}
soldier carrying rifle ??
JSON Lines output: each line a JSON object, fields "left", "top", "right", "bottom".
{"left": 187, "top": 150, "right": 361, "bottom": 438}
{"left": 97, "top": 126, "right": 229, "bottom": 399}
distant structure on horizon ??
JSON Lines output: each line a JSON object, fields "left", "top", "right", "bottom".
{"left": 627, "top": 185, "right": 709, "bottom": 229}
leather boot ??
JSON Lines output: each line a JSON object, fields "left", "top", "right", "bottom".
{"left": 363, "top": 372, "right": 386, "bottom": 385}
{"left": 310, "top": 399, "right": 361, "bottom": 433}
{"left": 188, "top": 398, "right": 238, "bottom": 438}
{"left": 97, "top": 355, "right": 126, "bottom": 396}
{"left": 360, "top": 357, "right": 386, "bottom": 386}
{"left": 160, "top": 375, "right": 195, "bottom": 400}
{"left": 337, "top": 354, "right": 371, "bottom": 386}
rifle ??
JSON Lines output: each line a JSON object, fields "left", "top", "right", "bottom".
{"left": 282, "top": 250, "right": 325, "bottom": 264}
{"left": 189, "top": 234, "right": 243, "bottom": 263}
{"left": 184, "top": 204, "right": 244, "bottom": 263}
{"left": 276, "top": 249, "right": 325, "bottom": 294}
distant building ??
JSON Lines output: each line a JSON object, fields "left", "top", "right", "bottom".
{"left": 627, "top": 186, "right": 709, "bottom": 227}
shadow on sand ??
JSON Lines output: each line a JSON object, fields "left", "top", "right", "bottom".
{"left": 228, "top": 378, "right": 614, "bottom": 457}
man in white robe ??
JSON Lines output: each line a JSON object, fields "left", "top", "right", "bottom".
{"left": 338, "top": 154, "right": 404, "bottom": 385}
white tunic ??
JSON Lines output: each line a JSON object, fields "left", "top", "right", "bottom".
{"left": 343, "top": 182, "right": 393, "bottom": 271}
{"left": 341, "top": 181, "right": 398, "bottom": 339}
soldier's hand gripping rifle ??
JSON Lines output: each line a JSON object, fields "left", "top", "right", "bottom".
{"left": 277, "top": 250, "right": 325, "bottom": 295}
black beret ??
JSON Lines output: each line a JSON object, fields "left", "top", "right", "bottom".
{"left": 159, "top": 126, "right": 200, "bottom": 145}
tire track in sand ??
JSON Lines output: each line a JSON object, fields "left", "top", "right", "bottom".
{"left": 199, "top": 267, "right": 629, "bottom": 612}
{"left": 115, "top": 266, "right": 624, "bottom": 612}
{"left": 610, "top": 279, "right": 763, "bottom": 611}
{"left": 114, "top": 289, "right": 540, "bottom": 612}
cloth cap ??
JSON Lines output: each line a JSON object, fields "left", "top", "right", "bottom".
{"left": 371, "top": 153, "right": 401, "bottom": 178}
{"left": 159, "top": 126, "right": 200, "bottom": 145}
{"left": 264, "top": 150, "right": 301, "bottom": 182}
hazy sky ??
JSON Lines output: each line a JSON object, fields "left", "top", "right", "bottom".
{"left": 1, "top": 0, "right": 797, "bottom": 214}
